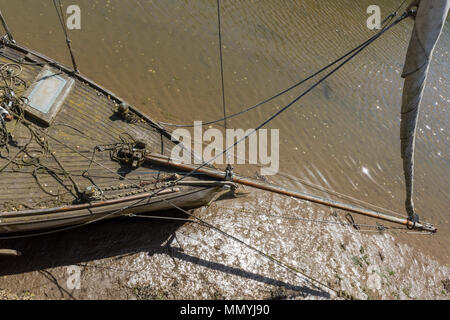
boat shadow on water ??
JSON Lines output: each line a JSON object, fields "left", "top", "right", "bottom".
{"left": 0, "top": 210, "right": 330, "bottom": 299}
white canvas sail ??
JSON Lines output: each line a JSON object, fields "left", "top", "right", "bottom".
{"left": 400, "top": 0, "right": 449, "bottom": 220}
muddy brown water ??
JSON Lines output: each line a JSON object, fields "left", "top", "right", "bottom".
{"left": 0, "top": 0, "right": 448, "bottom": 297}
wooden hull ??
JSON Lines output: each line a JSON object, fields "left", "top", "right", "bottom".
{"left": 0, "top": 186, "right": 222, "bottom": 235}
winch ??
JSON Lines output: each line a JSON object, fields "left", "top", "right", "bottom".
{"left": 111, "top": 140, "right": 148, "bottom": 169}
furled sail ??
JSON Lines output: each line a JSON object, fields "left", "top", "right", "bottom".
{"left": 400, "top": 0, "right": 449, "bottom": 221}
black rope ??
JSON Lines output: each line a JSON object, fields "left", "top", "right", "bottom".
{"left": 216, "top": 0, "right": 227, "bottom": 133}
{"left": 0, "top": 13, "right": 416, "bottom": 295}
{"left": 216, "top": 0, "right": 232, "bottom": 167}
{"left": 52, "top": 0, "right": 79, "bottom": 73}
{"left": 161, "top": 12, "right": 411, "bottom": 190}
{"left": 159, "top": 5, "right": 409, "bottom": 129}
{"left": 381, "top": 0, "right": 409, "bottom": 26}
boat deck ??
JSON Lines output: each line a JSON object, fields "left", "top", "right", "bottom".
{"left": 0, "top": 44, "right": 210, "bottom": 214}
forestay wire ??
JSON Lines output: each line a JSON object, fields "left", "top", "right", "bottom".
{"left": 159, "top": 1, "right": 410, "bottom": 128}
{"left": 52, "top": 0, "right": 79, "bottom": 73}
{"left": 159, "top": 12, "right": 412, "bottom": 197}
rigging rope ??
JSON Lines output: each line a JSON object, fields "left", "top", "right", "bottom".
{"left": 52, "top": 0, "right": 78, "bottom": 73}
{"left": 158, "top": 6, "right": 407, "bottom": 129}
{"left": 216, "top": 0, "right": 231, "bottom": 167}
{"left": 162, "top": 124, "right": 412, "bottom": 220}
{"left": 156, "top": 12, "right": 412, "bottom": 200}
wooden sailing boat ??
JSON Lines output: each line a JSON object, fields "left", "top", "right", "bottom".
{"left": 0, "top": 0, "right": 444, "bottom": 247}
{"left": 0, "top": 14, "right": 234, "bottom": 236}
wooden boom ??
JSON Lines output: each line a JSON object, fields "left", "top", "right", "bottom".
{"left": 146, "top": 154, "right": 437, "bottom": 233}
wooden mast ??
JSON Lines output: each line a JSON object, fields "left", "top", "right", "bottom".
{"left": 0, "top": 10, "right": 15, "bottom": 43}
